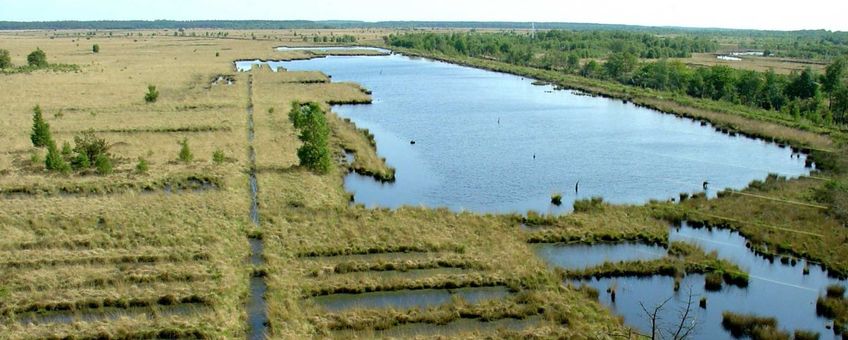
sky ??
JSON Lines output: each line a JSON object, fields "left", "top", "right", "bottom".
{"left": 0, "top": 0, "right": 845, "bottom": 31}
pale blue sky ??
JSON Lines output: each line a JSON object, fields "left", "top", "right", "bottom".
{"left": 0, "top": 0, "right": 845, "bottom": 31}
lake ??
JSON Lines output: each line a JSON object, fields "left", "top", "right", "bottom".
{"left": 282, "top": 54, "right": 809, "bottom": 214}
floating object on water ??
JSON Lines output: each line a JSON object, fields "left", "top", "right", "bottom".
{"left": 575, "top": 180, "right": 580, "bottom": 194}
{"left": 703, "top": 181, "right": 709, "bottom": 190}
{"left": 410, "top": 140, "right": 416, "bottom": 145}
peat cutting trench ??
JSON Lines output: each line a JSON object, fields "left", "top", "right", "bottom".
{"left": 245, "top": 74, "right": 269, "bottom": 340}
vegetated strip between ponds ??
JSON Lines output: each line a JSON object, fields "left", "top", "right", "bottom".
{"left": 12, "top": 302, "right": 210, "bottom": 326}
{"left": 245, "top": 74, "right": 269, "bottom": 340}
{"left": 0, "top": 174, "right": 221, "bottom": 198}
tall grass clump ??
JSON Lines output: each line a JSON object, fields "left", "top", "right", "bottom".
{"left": 144, "top": 85, "right": 159, "bottom": 103}
{"left": 573, "top": 197, "right": 605, "bottom": 213}
{"left": 30, "top": 105, "right": 53, "bottom": 148}
{"left": 551, "top": 193, "right": 563, "bottom": 206}
{"left": 92, "top": 44, "right": 100, "bottom": 53}
{"left": 721, "top": 312, "right": 781, "bottom": 339}
{"left": 827, "top": 284, "right": 846, "bottom": 298}
{"left": 289, "top": 101, "right": 331, "bottom": 174}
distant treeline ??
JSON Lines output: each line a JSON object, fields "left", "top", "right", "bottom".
{"left": 387, "top": 32, "right": 848, "bottom": 125}
{"left": 0, "top": 20, "right": 841, "bottom": 34}
{"left": 386, "top": 31, "right": 718, "bottom": 61}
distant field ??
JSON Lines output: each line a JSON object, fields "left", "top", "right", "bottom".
{"left": 676, "top": 52, "right": 828, "bottom": 74}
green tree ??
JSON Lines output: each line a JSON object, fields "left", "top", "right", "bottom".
{"left": 580, "top": 60, "right": 601, "bottom": 78}
{"left": 289, "top": 103, "right": 331, "bottom": 174}
{"left": 30, "top": 105, "right": 53, "bottom": 148}
{"left": 832, "top": 85, "right": 848, "bottom": 123}
{"left": 603, "top": 52, "right": 638, "bottom": 80}
{"left": 736, "top": 70, "right": 764, "bottom": 106}
{"left": 178, "top": 138, "right": 193, "bottom": 163}
{"left": 566, "top": 54, "right": 580, "bottom": 73}
{"left": 786, "top": 67, "right": 819, "bottom": 100}
{"left": 760, "top": 69, "right": 786, "bottom": 111}
{"left": 704, "top": 65, "right": 737, "bottom": 101}
{"left": 144, "top": 85, "right": 159, "bottom": 103}
{"left": 27, "top": 48, "right": 47, "bottom": 67}
{"left": 822, "top": 58, "right": 846, "bottom": 110}
{"left": 0, "top": 49, "right": 11, "bottom": 69}
{"left": 92, "top": 44, "right": 100, "bottom": 53}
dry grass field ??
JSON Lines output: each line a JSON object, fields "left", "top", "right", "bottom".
{"left": 673, "top": 53, "right": 827, "bottom": 75}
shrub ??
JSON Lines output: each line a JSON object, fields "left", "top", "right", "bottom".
{"left": 92, "top": 44, "right": 100, "bottom": 53}
{"left": 0, "top": 49, "right": 11, "bottom": 69}
{"left": 178, "top": 138, "right": 193, "bottom": 163}
{"left": 135, "top": 157, "right": 149, "bottom": 174}
{"left": 73, "top": 130, "right": 108, "bottom": 166}
{"left": 71, "top": 152, "right": 90, "bottom": 170}
{"left": 144, "top": 85, "right": 159, "bottom": 103}
{"left": 550, "top": 193, "right": 562, "bottom": 206}
{"left": 94, "top": 153, "right": 112, "bottom": 175}
{"left": 27, "top": 48, "right": 47, "bottom": 67}
{"left": 212, "top": 149, "right": 225, "bottom": 164}
{"left": 30, "top": 105, "right": 53, "bottom": 148}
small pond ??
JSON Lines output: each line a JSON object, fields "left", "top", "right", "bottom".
{"left": 313, "top": 286, "right": 510, "bottom": 312}
{"left": 555, "top": 223, "right": 844, "bottom": 339}
{"left": 282, "top": 54, "right": 809, "bottom": 214}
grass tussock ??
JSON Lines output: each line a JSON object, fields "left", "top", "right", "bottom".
{"left": 721, "top": 312, "right": 785, "bottom": 340}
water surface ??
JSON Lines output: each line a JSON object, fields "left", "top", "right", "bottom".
{"left": 283, "top": 55, "right": 809, "bottom": 213}
{"left": 567, "top": 224, "right": 844, "bottom": 339}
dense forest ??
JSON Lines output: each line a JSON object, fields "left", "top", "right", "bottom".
{"left": 386, "top": 32, "right": 848, "bottom": 125}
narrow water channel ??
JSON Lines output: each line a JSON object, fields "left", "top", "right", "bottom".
{"left": 245, "top": 74, "right": 268, "bottom": 340}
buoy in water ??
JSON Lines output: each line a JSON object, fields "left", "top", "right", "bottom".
{"left": 410, "top": 140, "right": 416, "bottom": 145}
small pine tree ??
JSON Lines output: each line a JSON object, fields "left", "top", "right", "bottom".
{"left": 30, "top": 105, "right": 53, "bottom": 148}
{"left": 45, "top": 142, "right": 70, "bottom": 174}
{"left": 61, "top": 141, "right": 73, "bottom": 156}
{"left": 212, "top": 149, "right": 225, "bottom": 164}
{"left": 178, "top": 138, "right": 193, "bottom": 163}
{"left": 144, "top": 85, "right": 159, "bottom": 103}
{"left": 94, "top": 154, "right": 112, "bottom": 175}
{"left": 92, "top": 44, "right": 100, "bottom": 53}
{"left": 27, "top": 48, "right": 47, "bottom": 68}
{"left": 136, "top": 157, "right": 149, "bottom": 174}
